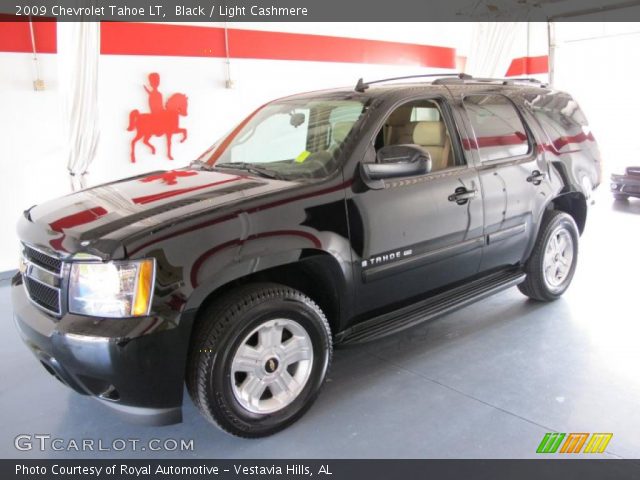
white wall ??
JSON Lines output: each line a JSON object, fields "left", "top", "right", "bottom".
{"left": 553, "top": 22, "right": 640, "bottom": 177}
{"left": 0, "top": 52, "right": 70, "bottom": 272}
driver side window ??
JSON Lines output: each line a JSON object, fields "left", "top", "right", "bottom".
{"left": 374, "top": 99, "right": 460, "bottom": 172}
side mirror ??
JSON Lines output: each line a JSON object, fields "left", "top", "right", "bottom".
{"left": 361, "top": 144, "right": 431, "bottom": 183}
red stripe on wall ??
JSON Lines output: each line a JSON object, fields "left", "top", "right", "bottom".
{"left": 3, "top": 20, "right": 550, "bottom": 76}
{"left": 101, "top": 22, "right": 456, "bottom": 68}
{"left": 100, "top": 22, "right": 225, "bottom": 57}
{"left": 0, "top": 18, "right": 544, "bottom": 76}
{"left": 226, "top": 28, "right": 455, "bottom": 67}
{"left": 0, "top": 15, "right": 56, "bottom": 53}
{"left": 505, "top": 55, "right": 548, "bottom": 76}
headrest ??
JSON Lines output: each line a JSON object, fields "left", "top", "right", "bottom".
{"left": 386, "top": 105, "right": 413, "bottom": 126}
{"left": 332, "top": 121, "right": 355, "bottom": 144}
{"left": 413, "top": 121, "right": 445, "bottom": 146}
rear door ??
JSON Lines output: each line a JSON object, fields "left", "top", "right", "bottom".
{"left": 458, "top": 93, "right": 554, "bottom": 271}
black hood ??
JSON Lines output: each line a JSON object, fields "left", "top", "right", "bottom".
{"left": 18, "top": 168, "right": 298, "bottom": 259}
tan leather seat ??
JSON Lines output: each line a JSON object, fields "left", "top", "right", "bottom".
{"left": 412, "top": 121, "right": 452, "bottom": 171}
{"left": 393, "top": 121, "right": 418, "bottom": 145}
{"left": 384, "top": 106, "right": 413, "bottom": 145}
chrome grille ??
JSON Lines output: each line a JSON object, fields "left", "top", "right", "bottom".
{"left": 24, "top": 277, "right": 61, "bottom": 315}
{"left": 24, "top": 245, "right": 62, "bottom": 275}
{"left": 21, "top": 244, "right": 64, "bottom": 316}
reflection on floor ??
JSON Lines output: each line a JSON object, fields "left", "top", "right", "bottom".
{"left": 1, "top": 192, "right": 639, "bottom": 459}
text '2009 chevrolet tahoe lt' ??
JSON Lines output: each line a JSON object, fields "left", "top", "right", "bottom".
{"left": 13, "top": 74, "right": 601, "bottom": 437}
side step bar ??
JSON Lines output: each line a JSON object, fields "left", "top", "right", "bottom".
{"left": 337, "top": 269, "right": 526, "bottom": 345}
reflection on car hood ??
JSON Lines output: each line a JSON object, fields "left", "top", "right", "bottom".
{"left": 19, "top": 168, "right": 297, "bottom": 258}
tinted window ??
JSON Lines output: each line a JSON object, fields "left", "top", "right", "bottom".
{"left": 410, "top": 107, "right": 440, "bottom": 122}
{"left": 463, "top": 94, "right": 530, "bottom": 162}
{"left": 527, "top": 93, "right": 590, "bottom": 154}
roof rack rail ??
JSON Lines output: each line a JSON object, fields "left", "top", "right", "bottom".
{"left": 505, "top": 77, "right": 548, "bottom": 86}
{"left": 433, "top": 76, "right": 548, "bottom": 87}
{"left": 354, "top": 73, "right": 471, "bottom": 92}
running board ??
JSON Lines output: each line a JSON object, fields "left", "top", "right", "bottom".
{"left": 337, "top": 269, "right": 526, "bottom": 345}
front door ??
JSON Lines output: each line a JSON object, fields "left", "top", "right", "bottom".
{"left": 347, "top": 97, "right": 484, "bottom": 315}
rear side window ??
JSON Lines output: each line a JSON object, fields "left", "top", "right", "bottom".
{"left": 463, "top": 94, "right": 530, "bottom": 162}
{"left": 410, "top": 107, "right": 440, "bottom": 122}
{"left": 527, "top": 93, "right": 590, "bottom": 154}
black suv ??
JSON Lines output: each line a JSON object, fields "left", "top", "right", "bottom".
{"left": 12, "top": 74, "right": 601, "bottom": 437}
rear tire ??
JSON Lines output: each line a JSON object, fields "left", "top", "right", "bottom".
{"left": 186, "top": 283, "right": 332, "bottom": 438}
{"left": 518, "top": 211, "right": 579, "bottom": 302}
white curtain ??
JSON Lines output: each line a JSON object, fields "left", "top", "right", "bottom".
{"left": 57, "top": 21, "right": 100, "bottom": 191}
{"left": 465, "top": 22, "right": 520, "bottom": 78}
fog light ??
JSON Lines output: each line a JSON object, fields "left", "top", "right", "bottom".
{"left": 611, "top": 183, "right": 619, "bottom": 190}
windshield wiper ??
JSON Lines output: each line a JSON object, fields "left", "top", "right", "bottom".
{"left": 213, "top": 162, "right": 284, "bottom": 180}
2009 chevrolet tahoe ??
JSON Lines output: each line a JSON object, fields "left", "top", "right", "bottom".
{"left": 12, "top": 74, "right": 601, "bottom": 437}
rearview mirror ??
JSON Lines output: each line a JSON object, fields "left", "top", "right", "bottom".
{"left": 289, "top": 112, "right": 306, "bottom": 128}
{"left": 361, "top": 144, "right": 431, "bottom": 182}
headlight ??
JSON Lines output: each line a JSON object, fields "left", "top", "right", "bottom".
{"left": 68, "top": 259, "right": 155, "bottom": 318}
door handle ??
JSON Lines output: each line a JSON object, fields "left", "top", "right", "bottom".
{"left": 526, "top": 170, "right": 547, "bottom": 185}
{"left": 448, "top": 187, "right": 477, "bottom": 205}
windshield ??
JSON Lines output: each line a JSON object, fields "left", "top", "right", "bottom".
{"left": 199, "top": 98, "right": 367, "bottom": 180}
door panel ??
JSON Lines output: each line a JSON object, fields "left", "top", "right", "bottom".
{"left": 349, "top": 163, "right": 483, "bottom": 314}
{"left": 477, "top": 159, "right": 545, "bottom": 270}
{"left": 458, "top": 93, "right": 554, "bottom": 272}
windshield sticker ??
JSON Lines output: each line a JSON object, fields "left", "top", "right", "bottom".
{"left": 295, "top": 150, "right": 312, "bottom": 163}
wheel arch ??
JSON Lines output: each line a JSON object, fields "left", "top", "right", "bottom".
{"left": 549, "top": 191, "right": 588, "bottom": 235}
{"left": 186, "top": 249, "right": 351, "bottom": 341}
{"left": 523, "top": 191, "right": 587, "bottom": 263}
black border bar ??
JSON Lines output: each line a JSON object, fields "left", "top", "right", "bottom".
{"left": 3, "top": 0, "right": 640, "bottom": 22}
{"left": 4, "top": 459, "right": 640, "bottom": 480}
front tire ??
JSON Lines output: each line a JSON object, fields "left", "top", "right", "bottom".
{"left": 187, "top": 283, "right": 332, "bottom": 438}
{"left": 614, "top": 193, "right": 629, "bottom": 201}
{"left": 518, "top": 211, "right": 579, "bottom": 302}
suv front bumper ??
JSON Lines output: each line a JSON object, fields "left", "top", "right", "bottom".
{"left": 11, "top": 273, "right": 193, "bottom": 426}
{"left": 611, "top": 173, "right": 640, "bottom": 198}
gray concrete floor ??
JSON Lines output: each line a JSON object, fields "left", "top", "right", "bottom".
{"left": 1, "top": 192, "right": 640, "bottom": 459}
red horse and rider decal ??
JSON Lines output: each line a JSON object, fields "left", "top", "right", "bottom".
{"left": 127, "top": 73, "right": 189, "bottom": 163}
